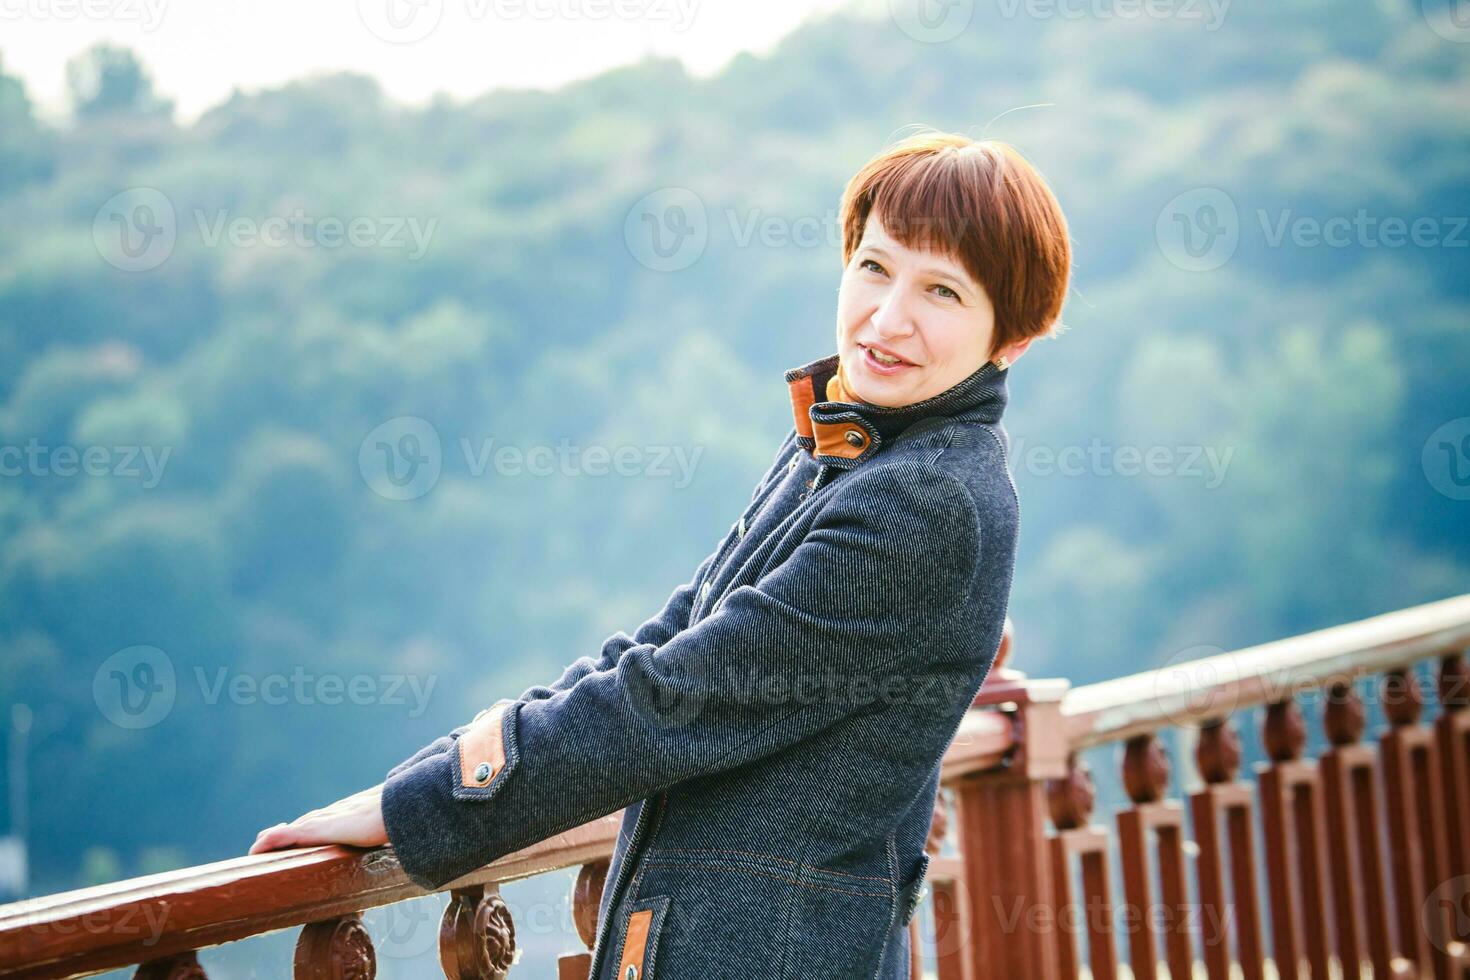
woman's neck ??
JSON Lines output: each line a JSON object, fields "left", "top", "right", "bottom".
{"left": 825, "top": 359, "right": 858, "bottom": 403}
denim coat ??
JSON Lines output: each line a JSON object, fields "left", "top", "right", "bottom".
{"left": 379, "top": 351, "right": 1019, "bottom": 980}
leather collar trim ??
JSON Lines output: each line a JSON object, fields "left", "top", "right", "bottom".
{"left": 783, "top": 352, "right": 1010, "bottom": 469}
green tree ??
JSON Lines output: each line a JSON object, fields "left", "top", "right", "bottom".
{"left": 64, "top": 44, "right": 173, "bottom": 121}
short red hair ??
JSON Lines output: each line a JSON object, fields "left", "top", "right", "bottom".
{"left": 838, "top": 131, "right": 1072, "bottom": 356}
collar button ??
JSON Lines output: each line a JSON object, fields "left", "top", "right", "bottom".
{"left": 844, "top": 430, "right": 866, "bottom": 448}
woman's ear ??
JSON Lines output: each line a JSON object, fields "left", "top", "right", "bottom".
{"left": 993, "top": 336, "right": 1034, "bottom": 367}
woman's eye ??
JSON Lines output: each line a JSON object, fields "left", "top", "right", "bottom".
{"left": 858, "top": 258, "right": 885, "bottom": 275}
{"left": 933, "top": 284, "right": 959, "bottom": 300}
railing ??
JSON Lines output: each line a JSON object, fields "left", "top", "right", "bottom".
{"left": 2, "top": 594, "right": 1468, "bottom": 979}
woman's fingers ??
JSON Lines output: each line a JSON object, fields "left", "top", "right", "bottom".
{"left": 252, "top": 822, "right": 286, "bottom": 843}
{"left": 248, "top": 825, "right": 287, "bottom": 854}
{"left": 252, "top": 819, "right": 321, "bottom": 852}
{"left": 248, "top": 786, "right": 387, "bottom": 855}
{"left": 250, "top": 815, "right": 321, "bottom": 852}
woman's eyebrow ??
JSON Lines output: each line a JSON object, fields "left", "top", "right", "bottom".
{"left": 861, "top": 243, "right": 971, "bottom": 289}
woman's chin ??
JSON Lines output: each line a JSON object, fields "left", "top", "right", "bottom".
{"left": 850, "top": 377, "right": 914, "bottom": 407}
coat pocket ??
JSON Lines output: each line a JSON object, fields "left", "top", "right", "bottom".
{"left": 613, "top": 894, "right": 672, "bottom": 980}
{"left": 897, "top": 851, "right": 931, "bottom": 927}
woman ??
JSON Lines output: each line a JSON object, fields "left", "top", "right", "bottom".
{"left": 251, "top": 130, "right": 1071, "bottom": 980}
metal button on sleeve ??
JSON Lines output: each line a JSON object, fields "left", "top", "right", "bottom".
{"left": 625, "top": 966, "right": 638, "bottom": 980}
{"left": 473, "top": 762, "right": 492, "bottom": 783}
{"left": 845, "top": 429, "right": 864, "bottom": 447}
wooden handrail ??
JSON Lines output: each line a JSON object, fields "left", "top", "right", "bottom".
{"left": 1, "top": 593, "right": 1467, "bottom": 978}
{"left": 0, "top": 815, "right": 621, "bottom": 979}
{"left": 945, "top": 593, "right": 1470, "bottom": 777}
{"left": 1062, "top": 592, "right": 1470, "bottom": 750}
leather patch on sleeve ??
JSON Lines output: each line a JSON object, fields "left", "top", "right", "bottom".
{"left": 617, "top": 908, "right": 653, "bottom": 979}
{"left": 457, "top": 701, "right": 510, "bottom": 789}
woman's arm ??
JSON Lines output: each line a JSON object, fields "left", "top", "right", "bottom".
{"left": 256, "top": 432, "right": 812, "bottom": 855}
{"left": 512, "top": 555, "right": 715, "bottom": 702}
{"left": 379, "top": 431, "right": 800, "bottom": 782}
{"left": 379, "top": 459, "right": 986, "bottom": 891}
{"left": 515, "top": 430, "right": 800, "bottom": 703}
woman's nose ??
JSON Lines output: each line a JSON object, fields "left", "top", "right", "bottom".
{"left": 870, "top": 288, "right": 917, "bottom": 338}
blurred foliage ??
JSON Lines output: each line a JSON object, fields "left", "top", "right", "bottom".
{"left": 0, "top": 0, "right": 1467, "bottom": 915}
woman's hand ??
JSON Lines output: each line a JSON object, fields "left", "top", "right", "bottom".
{"left": 249, "top": 783, "right": 388, "bottom": 854}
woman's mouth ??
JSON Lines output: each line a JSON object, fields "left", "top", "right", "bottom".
{"left": 859, "top": 343, "right": 916, "bottom": 376}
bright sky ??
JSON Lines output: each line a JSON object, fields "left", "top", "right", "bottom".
{"left": 2, "top": 0, "right": 856, "bottom": 124}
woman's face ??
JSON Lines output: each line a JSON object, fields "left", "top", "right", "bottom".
{"left": 835, "top": 210, "right": 1005, "bottom": 407}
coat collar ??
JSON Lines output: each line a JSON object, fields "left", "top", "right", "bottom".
{"left": 783, "top": 351, "right": 1010, "bottom": 469}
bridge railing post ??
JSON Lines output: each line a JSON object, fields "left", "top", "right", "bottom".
{"left": 954, "top": 677, "right": 1071, "bottom": 980}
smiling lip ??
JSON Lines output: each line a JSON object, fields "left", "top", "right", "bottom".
{"left": 858, "top": 342, "right": 917, "bottom": 374}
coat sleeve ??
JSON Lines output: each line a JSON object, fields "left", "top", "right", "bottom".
{"left": 379, "top": 459, "right": 982, "bottom": 891}
{"left": 382, "top": 432, "right": 800, "bottom": 784}
{"left": 382, "top": 571, "right": 715, "bottom": 783}
{"left": 514, "top": 429, "right": 800, "bottom": 703}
